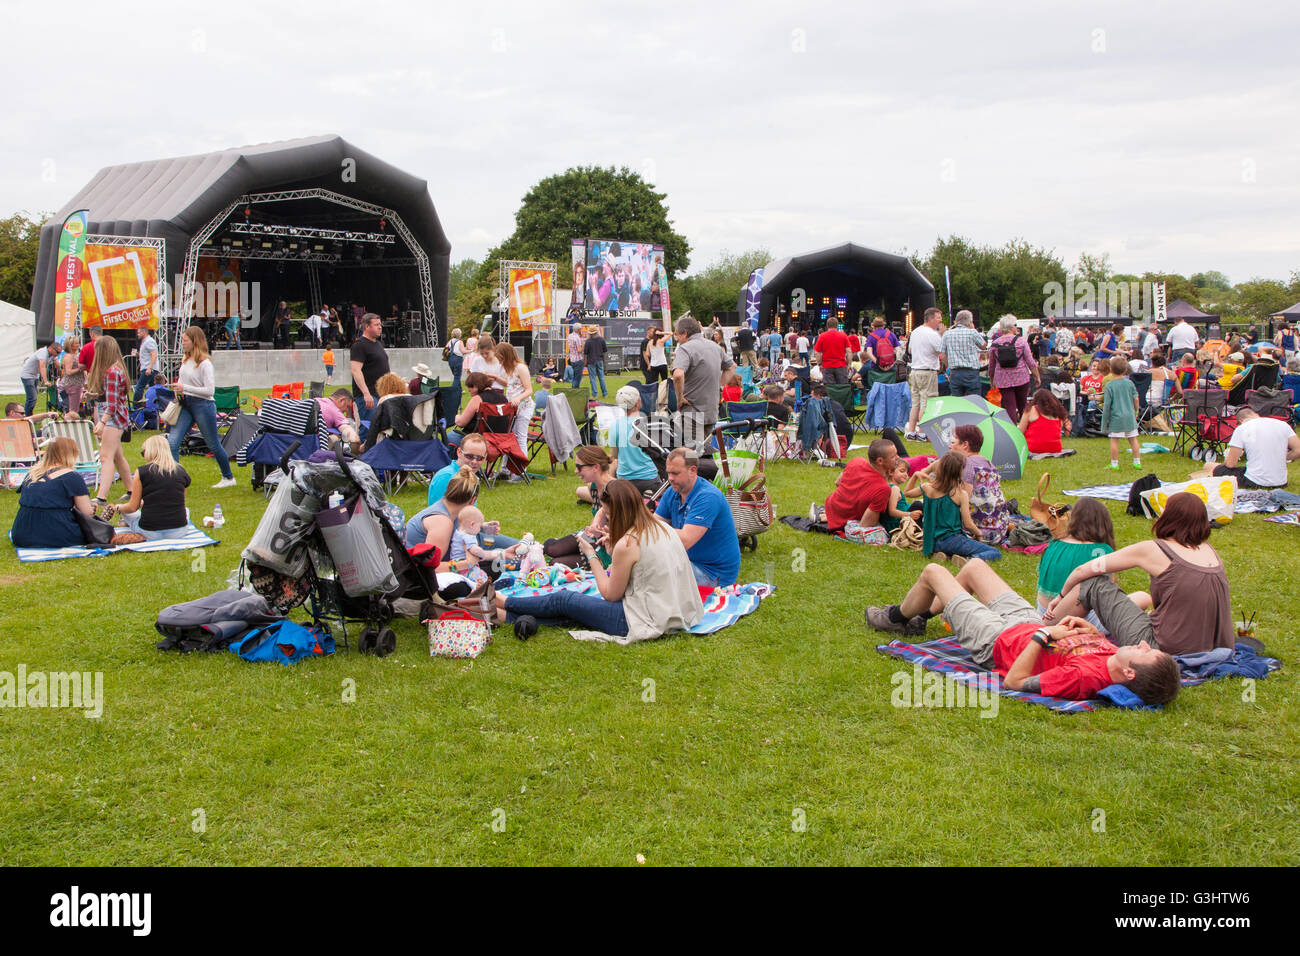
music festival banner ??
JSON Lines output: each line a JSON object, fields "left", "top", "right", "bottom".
{"left": 571, "top": 238, "right": 664, "bottom": 316}
{"left": 508, "top": 267, "right": 552, "bottom": 331}
{"left": 81, "top": 243, "right": 160, "bottom": 329}
{"left": 54, "top": 210, "right": 89, "bottom": 337}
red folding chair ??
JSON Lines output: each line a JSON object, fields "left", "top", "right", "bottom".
{"left": 476, "top": 402, "right": 530, "bottom": 487}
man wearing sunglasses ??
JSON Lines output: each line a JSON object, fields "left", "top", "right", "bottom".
{"left": 419, "top": 432, "right": 519, "bottom": 550}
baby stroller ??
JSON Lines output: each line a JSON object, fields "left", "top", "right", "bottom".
{"left": 239, "top": 441, "right": 446, "bottom": 657}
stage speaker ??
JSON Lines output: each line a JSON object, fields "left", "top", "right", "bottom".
{"left": 408, "top": 328, "right": 426, "bottom": 349}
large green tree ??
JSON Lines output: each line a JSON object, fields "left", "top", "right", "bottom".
{"left": 0, "top": 210, "right": 46, "bottom": 307}
{"left": 919, "top": 235, "right": 1066, "bottom": 327}
{"left": 453, "top": 166, "right": 691, "bottom": 332}
{"left": 673, "top": 248, "right": 770, "bottom": 322}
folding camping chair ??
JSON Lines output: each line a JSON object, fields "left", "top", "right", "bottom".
{"left": 1245, "top": 388, "right": 1295, "bottom": 422}
{"left": 1227, "top": 362, "right": 1281, "bottom": 408}
{"left": 214, "top": 385, "right": 242, "bottom": 415}
{"left": 359, "top": 393, "right": 451, "bottom": 494}
{"left": 132, "top": 385, "right": 175, "bottom": 431}
{"left": 564, "top": 387, "right": 595, "bottom": 444}
{"left": 270, "top": 384, "right": 293, "bottom": 400}
{"left": 308, "top": 381, "right": 325, "bottom": 400}
{"left": 476, "top": 402, "right": 530, "bottom": 487}
{"left": 825, "top": 383, "right": 865, "bottom": 437}
{"left": 41, "top": 419, "right": 100, "bottom": 477}
{"left": 0, "top": 418, "right": 38, "bottom": 489}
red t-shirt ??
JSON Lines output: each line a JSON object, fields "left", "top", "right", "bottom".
{"left": 721, "top": 385, "right": 742, "bottom": 402}
{"left": 814, "top": 329, "right": 850, "bottom": 369}
{"left": 824, "top": 458, "right": 890, "bottom": 531}
{"left": 992, "top": 623, "right": 1116, "bottom": 700}
{"left": 848, "top": 334, "right": 861, "bottom": 353}
{"left": 79, "top": 340, "right": 96, "bottom": 371}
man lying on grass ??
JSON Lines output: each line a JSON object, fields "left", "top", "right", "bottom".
{"left": 865, "top": 559, "right": 1181, "bottom": 705}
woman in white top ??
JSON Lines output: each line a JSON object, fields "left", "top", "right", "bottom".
{"left": 466, "top": 333, "right": 508, "bottom": 389}
{"left": 167, "top": 326, "right": 235, "bottom": 488}
{"left": 496, "top": 342, "right": 534, "bottom": 470}
{"left": 492, "top": 479, "right": 704, "bottom": 642}
{"left": 644, "top": 328, "right": 669, "bottom": 384}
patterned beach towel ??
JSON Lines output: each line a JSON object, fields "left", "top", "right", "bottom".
{"left": 14, "top": 524, "right": 218, "bottom": 563}
{"left": 497, "top": 575, "right": 774, "bottom": 641}
{"left": 1065, "top": 482, "right": 1300, "bottom": 514}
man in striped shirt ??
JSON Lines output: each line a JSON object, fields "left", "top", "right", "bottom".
{"left": 941, "top": 310, "right": 986, "bottom": 398}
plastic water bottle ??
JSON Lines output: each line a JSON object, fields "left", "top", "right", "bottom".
{"left": 213, "top": 504, "right": 224, "bottom": 528}
{"left": 327, "top": 491, "right": 343, "bottom": 509}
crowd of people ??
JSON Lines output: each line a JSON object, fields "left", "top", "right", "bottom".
{"left": 8, "top": 305, "right": 1290, "bottom": 702}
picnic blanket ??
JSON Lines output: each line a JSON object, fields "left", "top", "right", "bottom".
{"left": 875, "top": 637, "right": 1281, "bottom": 713}
{"left": 14, "top": 524, "right": 218, "bottom": 562}
{"left": 1264, "top": 512, "right": 1300, "bottom": 526}
{"left": 496, "top": 573, "right": 774, "bottom": 643}
{"left": 1064, "top": 482, "right": 1300, "bottom": 515}
{"left": 1029, "top": 449, "right": 1077, "bottom": 460}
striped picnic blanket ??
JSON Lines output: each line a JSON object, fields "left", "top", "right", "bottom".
{"left": 14, "top": 524, "right": 218, "bottom": 562}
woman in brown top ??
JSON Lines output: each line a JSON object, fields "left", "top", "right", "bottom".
{"left": 1046, "top": 492, "right": 1233, "bottom": 655}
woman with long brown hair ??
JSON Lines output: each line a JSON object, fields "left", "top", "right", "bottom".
{"left": 86, "top": 334, "right": 134, "bottom": 504}
{"left": 167, "top": 325, "right": 235, "bottom": 488}
{"left": 495, "top": 341, "right": 533, "bottom": 464}
{"left": 493, "top": 478, "right": 703, "bottom": 641}
{"left": 1019, "top": 387, "right": 1071, "bottom": 454}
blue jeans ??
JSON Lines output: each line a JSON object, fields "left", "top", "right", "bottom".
{"left": 931, "top": 533, "right": 1002, "bottom": 562}
{"left": 691, "top": 563, "right": 723, "bottom": 588}
{"left": 587, "top": 361, "right": 606, "bottom": 397}
{"left": 21, "top": 378, "right": 38, "bottom": 417}
{"left": 448, "top": 353, "right": 463, "bottom": 389}
{"left": 947, "top": 367, "right": 981, "bottom": 397}
{"left": 504, "top": 589, "right": 628, "bottom": 635}
{"left": 123, "top": 509, "right": 192, "bottom": 540}
{"left": 168, "top": 397, "right": 233, "bottom": 479}
{"left": 132, "top": 371, "right": 155, "bottom": 406}
{"left": 569, "top": 360, "right": 585, "bottom": 389}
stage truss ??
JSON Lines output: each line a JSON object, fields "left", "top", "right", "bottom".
{"left": 496, "top": 259, "right": 558, "bottom": 344}
{"left": 80, "top": 234, "right": 179, "bottom": 377}
{"left": 182, "top": 188, "right": 439, "bottom": 348}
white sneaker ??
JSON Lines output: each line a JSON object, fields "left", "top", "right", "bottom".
{"left": 212, "top": 477, "right": 237, "bottom": 489}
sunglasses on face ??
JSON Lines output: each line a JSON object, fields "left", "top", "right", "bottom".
{"left": 461, "top": 452, "right": 486, "bottom": 463}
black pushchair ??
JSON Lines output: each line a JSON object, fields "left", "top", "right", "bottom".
{"left": 240, "top": 441, "right": 445, "bottom": 656}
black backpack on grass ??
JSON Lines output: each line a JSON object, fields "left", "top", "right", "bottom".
{"left": 1127, "top": 474, "right": 1162, "bottom": 517}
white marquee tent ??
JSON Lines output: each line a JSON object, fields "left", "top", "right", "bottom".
{"left": 0, "top": 300, "right": 36, "bottom": 394}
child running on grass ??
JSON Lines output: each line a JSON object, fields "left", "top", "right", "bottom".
{"left": 903, "top": 451, "right": 1001, "bottom": 563}
{"left": 1101, "top": 355, "right": 1141, "bottom": 470}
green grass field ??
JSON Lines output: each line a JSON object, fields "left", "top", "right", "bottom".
{"left": 1, "top": 376, "right": 1297, "bottom": 866}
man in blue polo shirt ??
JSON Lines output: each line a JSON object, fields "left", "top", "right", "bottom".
{"left": 654, "top": 447, "right": 740, "bottom": 587}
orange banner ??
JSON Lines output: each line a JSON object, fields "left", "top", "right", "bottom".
{"left": 81, "top": 244, "right": 160, "bottom": 329}
{"left": 508, "top": 268, "right": 552, "bottom": 331}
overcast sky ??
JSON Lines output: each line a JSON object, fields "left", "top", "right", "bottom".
{"left": 2, "top": 0, "right": 1297, "bottom": 284}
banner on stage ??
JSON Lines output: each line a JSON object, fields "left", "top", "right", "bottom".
{"left": 571, "top": 237, "right": 665, "bottom": 314}
{"left": 54, "top": 210, "right": 89, "bottom": 337}
{"left": 508, "top": 267, "right": 552, "bottom": 331}
{"left": 80, "top": 243, "right": 161, "bottom": 330}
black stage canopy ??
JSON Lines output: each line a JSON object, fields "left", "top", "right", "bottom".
{"left": 738, "top": 242, "right": 935, "bottom": 332}
{"left": 31, "top": 135, "right": 450, "bottom": 345}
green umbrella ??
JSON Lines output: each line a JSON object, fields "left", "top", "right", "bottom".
{"left": 919, "top": 395, "right": 1028, "bottom": 480}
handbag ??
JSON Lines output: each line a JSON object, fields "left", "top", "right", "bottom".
{"left": 889, "top": 513, "right": 923, "bottom": 550}
{"left": 160, "top": 400, "right": 181, "bottom": 427}
{"left": 427, "top": 608, "right": 492, "bottom": 659}
{"left": 1029, "top": 473, "right": 1070, "bottom": 538}
{"left": 75, "top": 509, "right": 115, "bottom": 547}
{"left": 726, "top": 472, "right": 775, "bottom": 536}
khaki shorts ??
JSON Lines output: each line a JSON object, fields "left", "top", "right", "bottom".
{"left": 942, "top": 590, "right": 1041, "bottom": 668}
{"left": 909, "top": 369, "right": 939, "bottom": 417}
